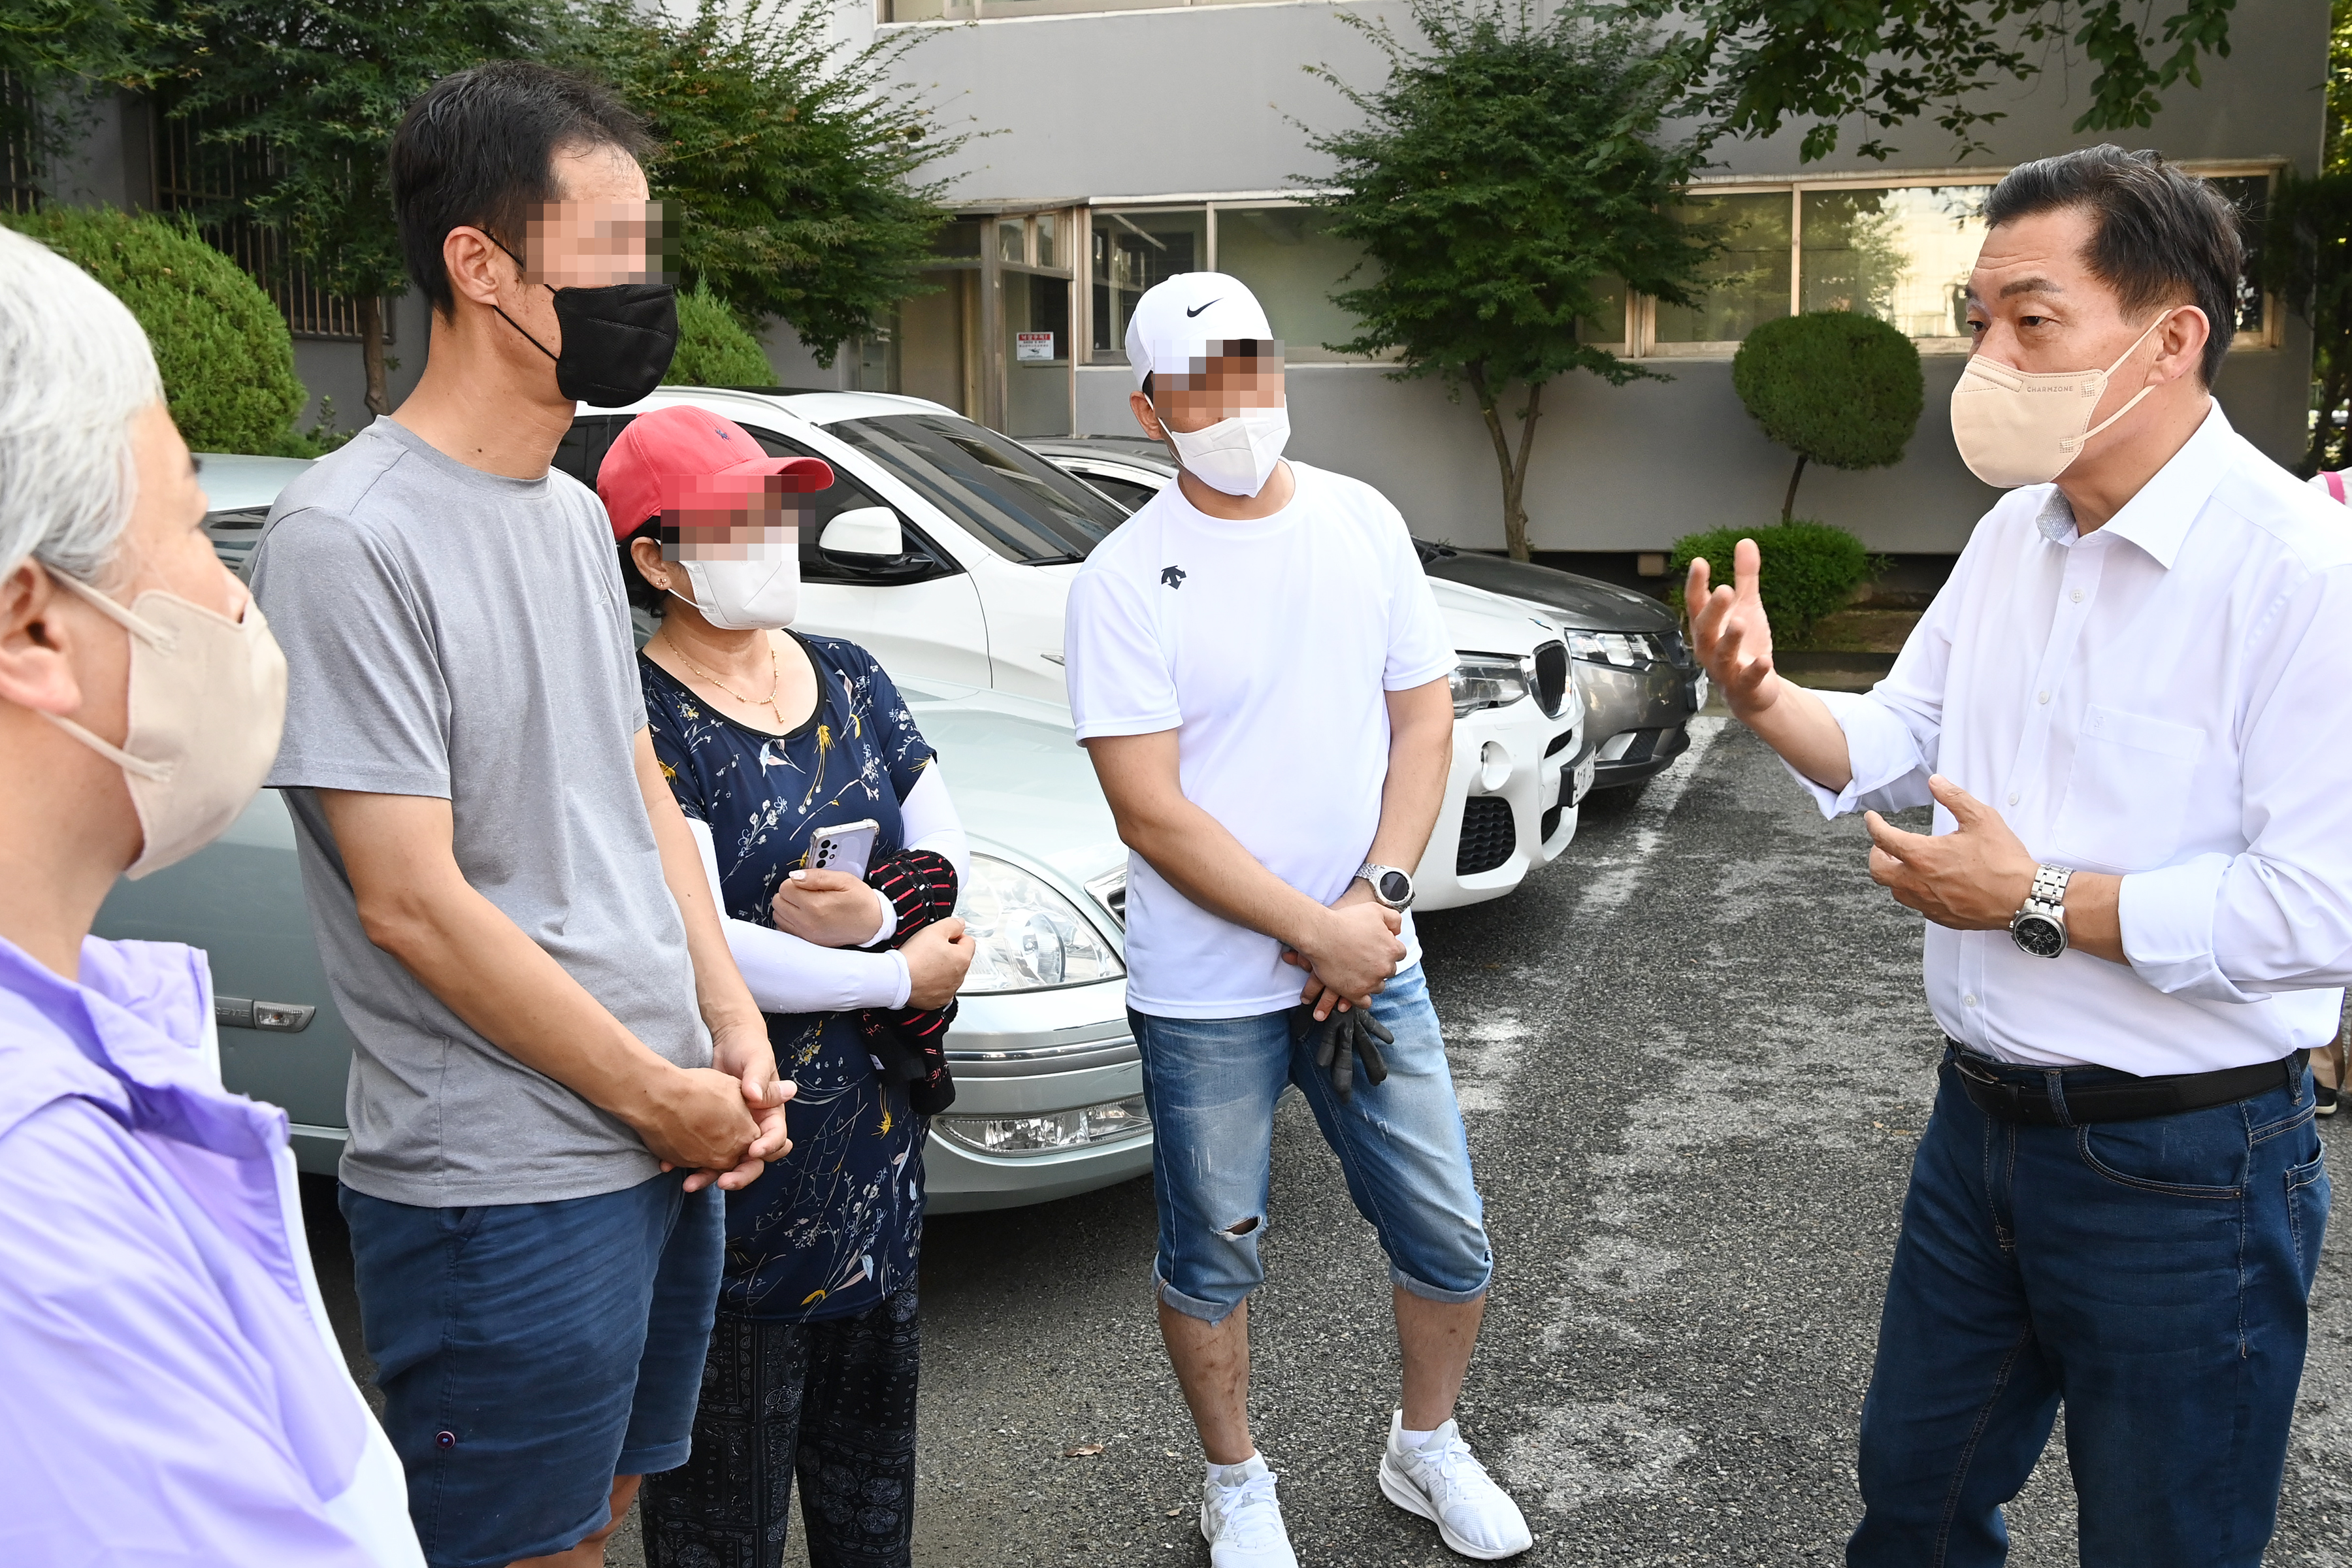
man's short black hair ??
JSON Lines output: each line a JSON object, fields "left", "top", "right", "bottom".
{"left": 1983, "top": 144, "right": 2244, "bottom": 385}
{"left": 390, "top": 60, "right": 653, "bottom": 317}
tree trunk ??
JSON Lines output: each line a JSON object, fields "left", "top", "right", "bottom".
{"left": 1467, "top": 365, "right": 1546, "bottom": 563}
{"left": 1780, "top": 451, "right": 1809, "bottom": 524}
{"left": 360, "top": 295, "right": 389, "bottom": 418}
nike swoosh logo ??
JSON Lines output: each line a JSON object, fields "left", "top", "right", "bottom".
{"left": 1185, "top": 301, "right": 1219, "bottom": 318}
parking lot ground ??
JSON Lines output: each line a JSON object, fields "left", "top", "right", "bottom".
{"left": 308, "top": 712, "right": 2352, "bottom": 1567}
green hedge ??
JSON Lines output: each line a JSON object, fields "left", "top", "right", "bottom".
{"left": 664, "top": 282, "right": 773, "bottom": 387}
{"left": 1670, "top": 519, "right": 1875, "bottom": 641}
{"left": 1, "top": 206, "right": 307, "bottom": 455}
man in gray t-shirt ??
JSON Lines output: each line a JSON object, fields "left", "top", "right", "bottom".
{"left": 257, "top": 415, "right": 717, "bottom": 1204}
{"left": 249, "top": 63, "right": 789, "bottom": 1567}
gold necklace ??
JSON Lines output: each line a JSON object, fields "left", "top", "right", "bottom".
{"left": 663, "top": 630, "right": 785, "bottom": 725}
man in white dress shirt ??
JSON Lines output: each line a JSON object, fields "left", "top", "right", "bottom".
{"left": 1689, "top": 144, "right": 2352, "bottom": 1567}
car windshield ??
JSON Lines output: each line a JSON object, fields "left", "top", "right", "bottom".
{"left": 826, "top": 414, "right": 1128, "bottom": 564}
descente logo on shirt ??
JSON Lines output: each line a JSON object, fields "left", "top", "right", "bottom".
{"left": 1160, "top": 566, "right": 1187, "bottom": 589}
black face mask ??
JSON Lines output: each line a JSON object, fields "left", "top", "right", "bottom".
{"left": 492, "top": 241, "right": 679, "bottom": 407}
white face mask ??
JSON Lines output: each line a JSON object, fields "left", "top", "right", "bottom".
{"left": 1160, "top": 404, "right": 1291, "bottom": 498}
{"left": 670, "top": 540, "right": 800, "bottom": 631}
{"left": 41, "top": 570, "right": 288, "bottom": 879}
{"left": 1949, "top": 309, "right": 2181, "bottom": 489}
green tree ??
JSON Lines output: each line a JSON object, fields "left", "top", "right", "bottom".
{"left": 2264, "top": 169, "right": 2352, "bottom": 475}
{"left": 1731, "top": 312, "right": 1923, "bottom": 523}
{"left": 2, "top": 204, "right": 306, "bottom": 451}
{"left": 1, "top": 1, "right": 165, "bottom": 172}
{"left": 136, "top": 0, "right": 541, "bottom": 416}
{"left": 560, "top": 0, "right": 964, "bottom": 365}
{"left": 1307, "top": 1, "right": 1716, "bottom": 561}
{"left": 1631, "top": 1, "right": 2239, "bottom": 164}
{"left": 666, "top": 282, "right": 774, "bottom": 387}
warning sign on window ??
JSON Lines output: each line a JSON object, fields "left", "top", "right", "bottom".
{"left": 1015, "top": 331, "right": 1056, "bottom": 362}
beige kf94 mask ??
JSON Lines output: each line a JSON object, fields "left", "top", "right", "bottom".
{"left": 40, "top": 570, "right": 287, "bottom": 878}
{"left": 1948, "top": 309, "right": 2183, "bottom": 489}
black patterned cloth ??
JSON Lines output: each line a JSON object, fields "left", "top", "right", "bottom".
{"left": 641, "top": 633, "right": 932, "bottom": 1322}
{"left": 858, "top": 849, "right": 960, "bottom": 1115}
{"left": 642, "top": 1288, "right": 921, "bottom": 1568}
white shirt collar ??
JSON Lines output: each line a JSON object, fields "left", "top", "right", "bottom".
{"left": 2029, "top": 398, "right": 2234, "bottom": 569}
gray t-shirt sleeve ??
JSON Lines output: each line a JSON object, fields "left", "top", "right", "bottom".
{"left": 255, "top": 506, "right": 453, "bottom": 798}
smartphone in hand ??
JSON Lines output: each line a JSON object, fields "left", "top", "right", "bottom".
{"left": 808, "top": 819, "right": 880, "bottom": 881}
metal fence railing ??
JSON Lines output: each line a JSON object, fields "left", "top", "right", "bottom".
{"left": 152, "top": 101, "right": 389, "bottom": 342}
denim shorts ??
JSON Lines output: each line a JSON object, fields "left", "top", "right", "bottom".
{"left": 340, "top": 1171, "right": 724, "bottom": 1568}
{"left": 1130, "top": 964, "right": 1492, "bottom": 1324}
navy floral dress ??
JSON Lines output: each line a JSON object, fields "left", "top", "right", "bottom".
{"left": 642, "top": 632, "right": 936, "bottom": 1323}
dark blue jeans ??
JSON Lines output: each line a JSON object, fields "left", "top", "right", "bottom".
{"left": 1850, "top": 1048, "right": 2328, "bottom": 1568}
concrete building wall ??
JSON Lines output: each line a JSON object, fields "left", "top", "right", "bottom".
{"left": 879, "top": 0, "right": 2330, "bottom": 554}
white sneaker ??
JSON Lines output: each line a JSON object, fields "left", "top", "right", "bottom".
{"left": 1378, "top": 1411, "right": 1534, "bottom": 1560}
{"left": 1201, "top": 1454, "right": 1299, "bottom": 1568}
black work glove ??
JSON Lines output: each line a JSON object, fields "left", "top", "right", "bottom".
{"left": 1293, "top": 1004, "right": 1394, "bottom": 1101}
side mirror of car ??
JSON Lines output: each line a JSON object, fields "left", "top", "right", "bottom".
{"left": 820, "top": 506, "right": 905, "bottom": 558}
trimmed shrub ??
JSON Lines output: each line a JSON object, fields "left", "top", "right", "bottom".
{"left": 1731, "top": 310, "right": 1921, "bottom": 521}
{"left": 1671, "top": 519, "right": 1874, "bottom": 642}
{"left": 1, "top": 206, "right": 306, "bottom": 454}
{"left": 665, "top": 282, "right": 774, "bottom": 387}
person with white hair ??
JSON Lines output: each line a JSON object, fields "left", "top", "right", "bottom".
{"left": 0, "top": 225, "right": 423, "bottom": 1565}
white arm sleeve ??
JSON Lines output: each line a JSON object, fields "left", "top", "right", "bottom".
{"left": 896, "top": 762, "right": 971, "bottom": 885}
{"left": 687, "top": 817, "right": 911, "bottom": 1012}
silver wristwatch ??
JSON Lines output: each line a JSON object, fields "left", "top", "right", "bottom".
{"left": 1356, "top": 862, "right": 1416, "bottom": 911}
{"left": 2008, "top": 864, "right": 2072, "bottom": 958}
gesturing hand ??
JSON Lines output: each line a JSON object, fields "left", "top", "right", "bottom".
{"left": 1684, "top": 538, "right": 1780, "bottom": 719}
{"left": 1863, "top": 775, "right": 2038, "bottom": 931}
{"left": 772, "top": 867, "right": 889, "bottom": 949}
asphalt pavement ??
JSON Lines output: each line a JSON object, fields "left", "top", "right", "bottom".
{"left": 308, "top": 713, "right": 2352, "bottom": 1567}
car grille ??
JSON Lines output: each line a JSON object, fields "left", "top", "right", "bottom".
{"left": 1531, "top": 641, "right": 1568, "bottom": 717}
{"left": 1541, "top": 802, "right": 1563, "bottom": 843}
{"left": 1657, "top": 627, "right": 1690, "bottom": 665}
{"left": 1455, "top": 796, "right": 1516, "bottom": 876}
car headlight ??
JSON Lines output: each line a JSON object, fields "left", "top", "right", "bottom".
{"left": 1566, "top": 630, "right": 1652, "bottom": 668}
{"left": 934, "top": 1095, "right": 1151, "bottom": 1156}
{"left": 958, "top": 853, "right": 1123, "bottom": 992}
{"left": 1450, "top": 655, "right": 1529, "bottom": 718}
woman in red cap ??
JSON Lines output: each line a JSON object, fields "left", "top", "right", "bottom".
{"left": 598, "top": 404, "right": 975, "bottom": 1567}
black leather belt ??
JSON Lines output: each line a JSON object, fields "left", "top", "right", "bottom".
{"left": 1948, "top": 1043, "right": 2308, "bottom": 1127}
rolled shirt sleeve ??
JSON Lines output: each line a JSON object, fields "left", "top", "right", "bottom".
{"left": 2119, "top": 561, "right": 2352, "bottom": 1004}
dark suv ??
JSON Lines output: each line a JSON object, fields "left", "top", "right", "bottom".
{"left": 1030, "top": 437, "right": 1707, "bottom": 792}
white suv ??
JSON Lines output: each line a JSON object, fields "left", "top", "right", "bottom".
{"left": 560, "top": 389, "right": 1589, "bottom": 909}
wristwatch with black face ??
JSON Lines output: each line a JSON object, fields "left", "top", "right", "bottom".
{"left": 2008, "top": 864, "right": 2072, "bottom": 958}
{"left": 1356, "top": 862, "right": 1415, "bottom": 912}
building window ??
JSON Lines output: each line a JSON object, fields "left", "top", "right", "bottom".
{"left": 1213, "top": 205, "right": 1374, "bottom": 362}
{"left": 1652, "top": 191, "right": 1792, "bottom": 352}
{"left": 1090, "top": 208, "right": 1206, "bottom": 358}
{"left": 152, "top": 102, "right": 393, "bottom": 343}
{"left": 1633, "top": 165, "right": 2276, "bottom": 358}
{"left": 1086, "top": 201, "right": 1382, "bottom": 366}
{"left": 1799, "top": 185, "right": 1987, "bottom": 342}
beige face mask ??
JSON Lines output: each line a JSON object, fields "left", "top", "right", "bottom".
{"left": 1949, "top": 308, "right": 2181, "bottom": 489}
{"left": 41, "top": 570, "right": 288, "bottom": 879}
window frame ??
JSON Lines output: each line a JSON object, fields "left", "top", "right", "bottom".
{"left": 1624, "top": 159, "right": 2285, "bottom": 361}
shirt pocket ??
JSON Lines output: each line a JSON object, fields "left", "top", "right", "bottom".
{"left": 2049, "top": 704, "right": 2207, "bottom": 871}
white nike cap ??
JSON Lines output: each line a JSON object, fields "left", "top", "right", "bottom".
{"left": 1124, "top": 272, "right": 1277, "bottom": 393}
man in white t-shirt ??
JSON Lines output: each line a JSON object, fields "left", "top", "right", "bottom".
{"left": 1064, "top": 274, "right": 1532, "bottom": 1566}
